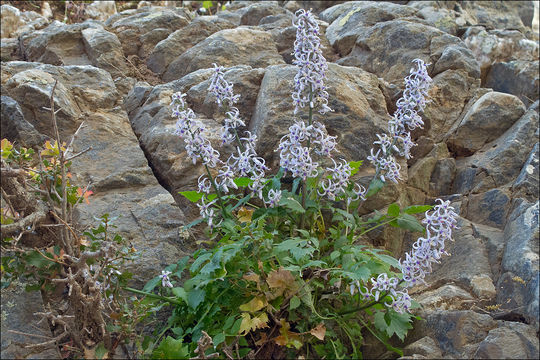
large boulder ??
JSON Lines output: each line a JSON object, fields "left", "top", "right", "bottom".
{"left": 82, "top": 27, "right": 129, "bottom": 78}
{"left": 108, "top": 7, "right": 191, "bottom": 58}
{"left": 336, "top": 20, "right": 480, "bottom": 85}
{"left": 446, "top": 92, "right": 526, "bottom": 156}
{"left": 0, "top": 95, "right": 46, "bottom": 148}
{"left": 249, "top": 63, "right": 390, "bottom": 169}
{"left": 146, "top": 15, "right": 236, "bottom": 76}
{"left": 452, "top": 105, "right": 539, "bottom": 194}
{"left": 484, "top": 60, "right": 539, "bottom": 108}
{"left": 162, "top": 27, "right": 284, "bottom": 82}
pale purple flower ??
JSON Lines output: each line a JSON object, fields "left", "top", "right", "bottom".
{"left": 292, "top": 9, "right": 331, "bottom": 115}
{"left": 208, "top": 63, "right": 240, "bottom": 108}
{"left": 215, "top": 165, "right": 238, "bottom": 194}
{"left": 160, "top": 270, "right": 173, "bottom": 288}
{"left": 265, "top": 189, "right": 282, "bottom": 208}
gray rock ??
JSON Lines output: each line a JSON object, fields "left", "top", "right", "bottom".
{"left": 474, "top": 321, "right": 539, "bottom": 359}
{"left": 239, "top": 2, "right": 290, "bottom": 26}
{"left": 162, "top": 27, "right": 284, "bottom": 82}
{"left": 432, "top": 44, "right": 481, "bottom": 79}
{"left": 418, "top": 310, "right": 497, "bottom": 358}
{"left": 249, "top": 63, "right": 390, "bottom": 170}
{"left": 472, "top": 222, "right": 505, "bottom": 280}
{"left": 460, "top": 1, "right": 533, "bottom": 32}
{"left": 82, "top": 27, "right": 128, "bottom": 78}
{"left": 484, "top": 60, "right": 539, "bottom": 108}
{"left": 427, "top": 217, "right": 493, "bottom": 291}
{"left": 498, "top": 199, "right": 539, "bottom": 327}
{"left": 186, "top": 65, "right": 265, "bottom": 123}
{"left": 447, "top": 92, "right": 526, "bottom": 156}
{"left": 319, "top": 2, "right": 367, "bottom": 24}
{"left": 109, "top": 7, "right": 191, "bottom": 57}
{"left": 463, "top": 27, "right": 539, "bottom": 78}
{"left": 0, "top": 38, "right": 19, "bottom": 62}
{"left": 25, "top": 20, "right": 103, "bottom": 66}
{"left": 408, "top": 1, "right": 461, "bottom": 35}
{"left": 414, "top": 284, "right": 475, "bottom": 311}
{"left": 325, "top": 2, "right": 419, "bottom": 57}
{"left": 1, "top": 281, "right": 61, "bottom": 359}
{"left": 452, "top": 106, "right": 539, "bottom": 194}
{"left": 429, "top": 157, "right": 456, "bottom": 196}
{"left": 336, "top": 20, "right": 480, "bottom": 85}
{"left": 464, "top": 188, "right": 511, "bottom": 229}
{"left": 512, "top": 142, "right": 539, "bottom": 202}
{"left": 403, "top": 336, "right": 443, "bottom": 358}
{"left": 0, "top": 95, "right": 45, "bottom": 148}
{"left": 146, "top": 16, "right": 236, "bottom": 76}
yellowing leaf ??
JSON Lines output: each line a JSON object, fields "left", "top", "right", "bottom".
{"left": 243, "top": 272, "right": 260, "bottom": 283}
{"left": 266, "top": 268, "right": 298, "bottom": 297}
{"left": 239, "top": 297, "right": 266, "bottom": 313}
{"left": 309, "top": 323, "right": 326, "bottom": 341}
{"left": 239, "top": 312, "right": 269, "bottom": 335}
{"left": 275, "top": 319, "right": 303, "bottom": 349}
{"left": 237, "top": 207, "right": 254, "bottom": 223}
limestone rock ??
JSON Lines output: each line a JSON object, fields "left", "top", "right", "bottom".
{"left": 470, "top": 274, "right": 496, "bottom": 299}
{"left": 147, "top": 15, "right": 236, "bottom": 76}
{"left": 403, "top": 336, "right": 443, "bottom": 358}
{"left": 414, "top": 284, "right": 474, "bottom": 311}
{"left": 162, "top": 27, "right": 284, "bottom": 82}
{"left": 1, "top": 4, "right": 24, "bottom": 39}
{"left": 447, "top": 92, "right": 526, "bottom": 156}
{"left": 484, "top": 60, "right": 539, "bottom": 108}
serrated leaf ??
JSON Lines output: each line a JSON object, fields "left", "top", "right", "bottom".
{"left": 387, "top": 203, "right": 400, "bottom": 217}
{"left": 179, "top": 191, "right": 204, "bottom": 203}
{"left": 239, "top": 312, "right": 269, "bottom": 335}
{"left": 366, "top": 178, "right": 385, "bottom": 197}
{"left": 190, "top": 252, "right": 212, "bottom": 273}
{"left": 349, "top": 160, "right": 363, "bottom": 175}
{"left": 385, "top": 310, "right": 414, "bottom": 341}
{"left": 279, "top": 197, "right": 305, "bottom": 213}
{"left": 396, "top": 214, "right": 425, "bottom": 233}
{"left": 171, "top": 287, "right": 187, "bottom": 302}
{"left": 403, "top": 205, "right": 432, "bottom": 214}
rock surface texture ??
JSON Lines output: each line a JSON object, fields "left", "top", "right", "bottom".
{"left": 1, "top": 1, "right": 539, "bottom": 358}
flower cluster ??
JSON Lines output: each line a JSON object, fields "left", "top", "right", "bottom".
{"left": 171, "top": 92, "right": 221, "bottom": 168}
{"left": 351, "top": 199, "right": 458, "bottom": 313}
{"left": 368, "top": 59, "right": 432, "bottom": 183}
{"left": 207, "top": 64, "right": 270, "bottom": 202}
{"left": 292, "top": 9, "right": 331, "bottom": 115}
{"left": 160, "top": 270, "right": 173, "bottom": 288}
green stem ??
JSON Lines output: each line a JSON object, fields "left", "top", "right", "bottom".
{"left": 123, "top": 287, "right": 183, "bottom": 306}
{"left": 357, "top": 217, "right": 397, "bottom": 237}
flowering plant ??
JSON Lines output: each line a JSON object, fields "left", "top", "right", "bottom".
{"left": 129, "top": 8, "right": 458, "bottom": 359}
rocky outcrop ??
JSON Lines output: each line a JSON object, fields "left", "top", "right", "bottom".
{"left": 1, "top": 1, "right": 538, "bottom": 358}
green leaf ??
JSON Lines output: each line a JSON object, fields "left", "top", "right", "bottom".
{"left": 289, "top": 296, "right": 301, "bottom": 310}
{"left": 187, "top": 288, "right": 205, "bottom": 309}
{"left": 396, "top": 214, "right": 425, "bottom": 233}
{"left": 385, "top": 310, "right": 414, "bottom": 341}
{"left": 280, "top": 197, "right": 305, "bottom": 213}
{"left": 330, "top": 251, "right": 340, "bottom": 262}
{"left": 95, "top": 342, "right": 107, "bottom": 359}
{"left": 213, "top": 333, "right": 226, "bottom": 347}
{"left": 202, "top": 0, "right": 213, "bottom": 10}
{"left": 349, "top": 160, "right": 363, "bottom": 175}
{"left": 25, "top": 250, "right": 52, "bottom": 269}
{"left": 366, "top": 178, "right": 385, "bottom": 197}
{"left": 230, "top": 317, "right": 243, "bottom": 334}
{"left": 233, "top": 177, "right": 253, "bottom": 187}
{"left": 190, "top": 252, "right": 212, "bottom": 273}
{"left": 403, "top": 205, "right": 432, "bottom": 214}
{"left": 179, "top": 191, "right": 204, "bottom": 203}
{"left": 142, "top": 276, "right": 162, "bottom": 292}
{"left": 387, "top": 203, "right": 400, "bottom": 217}
{"left": 371, "top": 253, "right": 401, "bottom": 270}
{"left": 152, "top": 336, "right": 189, "bottom": 359}
{"left": 171, "top": 287, "right": 187, "bottom": 302}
